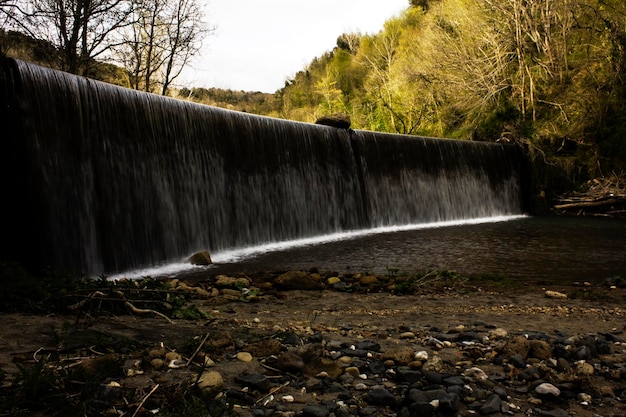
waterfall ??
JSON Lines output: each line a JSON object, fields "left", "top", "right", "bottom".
{"left": 0, "top": 58, "right": 527, "bottom": 275}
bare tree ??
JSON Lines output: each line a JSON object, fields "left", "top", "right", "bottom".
{"left": 8, "top": 0, "right": 134, "bottom": 75}
{"left": 117, "top": 0, "right": 210, "bottom": 94}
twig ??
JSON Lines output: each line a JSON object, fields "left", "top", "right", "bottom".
{"left": 186, "top": 333, "right": 210, "bottom": 366}
{"left": 124, "top": 301, "right": 173, "bottom": 323}
{"left": 254, "top": 381, "right": 290, "bottom": 405}
{"left": 131, "top": 383, "right": 159, "bottom": 417}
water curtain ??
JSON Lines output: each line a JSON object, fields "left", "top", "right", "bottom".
{"left": 0, "top": 58, "right": 526, "bottom": 275}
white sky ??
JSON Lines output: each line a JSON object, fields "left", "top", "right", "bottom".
{"left": 179, "top": 0, "right": 409, "bottom": 93}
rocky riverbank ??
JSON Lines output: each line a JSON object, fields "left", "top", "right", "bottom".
{"left": 1, "top": 270, "right": 625, "bottom": 416}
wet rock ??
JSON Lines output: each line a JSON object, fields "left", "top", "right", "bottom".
{"left": 275, "top": 271, "right": 322, "bottom": 290}
{"left": 186, "top": 250, "right": 212, "bottom": 265}
{"left": 364, "top": 387, "right": 396, "bottom": 407}
{"left": 479, "top": 393, "right": 502, "bottom": 414}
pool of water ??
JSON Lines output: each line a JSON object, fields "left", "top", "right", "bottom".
{"left": 199, "top": 216, "right": 626, "bottom": 283}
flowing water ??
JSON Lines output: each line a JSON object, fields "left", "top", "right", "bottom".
{"left": 115, "top": 215, "right": 626, "bottom": 284}
{"left": 1, "top": 58, "right": 527, "bottom": 275}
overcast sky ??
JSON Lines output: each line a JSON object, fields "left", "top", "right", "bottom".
{"left": 179, "top": 0, "right": 409, "bottom": 93}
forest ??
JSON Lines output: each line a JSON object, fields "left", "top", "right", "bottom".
{"left": 2, "top": 0, "right": 626, "bottom": 209}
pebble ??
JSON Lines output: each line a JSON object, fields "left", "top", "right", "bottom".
{"left": 535, "top": 383, "right": 560, "bottom": 396}
{"left": 545, "top": 290, "right": 568, "bottom": 299}
{"left": 236, "top": 352, "right": 253, "bottom": 363}
{"left": 197, "top": 370, "right": 223, "bottom": 392}
{"left": 575, "top": 361, "right": 595, "bottom": 376}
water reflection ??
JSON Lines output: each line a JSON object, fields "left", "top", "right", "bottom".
{"left": 206, "top": 216, "right": 626, "bottom": 283}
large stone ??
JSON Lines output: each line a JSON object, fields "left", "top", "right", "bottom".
{"left": 186, "top": 250, "right": 212, "bottom": 265}
{"left": 530, "top": 340, "right": 552, "bottom": 359}
{"left": 503, "top": 335, "right": 530, "bottom": 359}
{"left": 275, "top": 270, "right": 323, "bottom": 290}
{"left": 315, "top": 113, "right": 351, "bottom": 129}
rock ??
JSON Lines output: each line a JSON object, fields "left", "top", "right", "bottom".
{"left": 439, "top": 392, "right": 460, "bottom": 415}
{"left": 327, "top": 276, "right": 341, "bottom": 285}
{"left": 530, "top": 340, "right": 552, "bottom": 359}
{"left": 275, "top": 350, "right": 305, "bottom": 373}
{"left": 356, "top": 340, "right": 381, "bottom": 352}
{"left": 186, "top": 250, "right": 212, "bottom": 265}
{"left": 235, "top": 352, "right": 253, "bottom": 362}
{"left": 359, "top": 275, "right": 379, "bottom": 285}
{"left": 535, "top": 383, "right": 560, "bottom": 396}
{"left": 214, "top": 275, "right": 250, "bottom": 288}
{"left": 301, "top": 403, "right": 331, "bottom": 417}
{"left": 407, "top": 388, "right": 447, "bottom": 404}
{"left": 164, "top": 351, "right": 181, "bottom": 362}
{"left": 78, "top": 354, "right": 123, "bottom": 377}
{"left": 479, "top": 393, "right": 502, "bottom": 415}
{"left": 364, "top": 387, "right": 396, "bottom": 407}
{"left": 575, "top": 361, "right": 595, "bottom": 376}
{"left": 545, "top": 290, "right": 567, "bottom": 299}
{"left": 409, "top": 402, "right": 436, "bottom": 417}
{"left": 246, "top": 339, "right": 282, "bottom": 357}
{"left": 465, "top": 367, "right": 488, "bottom": 381}
{"left": 315, "top": 113, "right": 351, "bottom": 129}
{"left": 423, "top": 355, "right": 445, "bottom": 372}
{"left": 415, "top": 350, "right": 429, "bottom": 360}
{"left": 197, "top": 370, "right": 223, "bottom": 392}
{"left": 275, "top": 270, "right": 322, "bottom": 290}
{"left": 150, "top": 358, "right": 164, "bottom": 370}
{"left": 503, "top": 335, "right": 530, "bottom": 359}
{"left": 509, "top": 354, "right": 526, "bottom": 369}
{"left": 382, "top": 346, "right": 415, "bottom": 365}
{"left": 235, "top": 373, "right": 271, "bottom": 393}
{"left": 489, "top": 328, "right": 508, "bottom": 339}
{"left": 536, "top": 408, "right": 568, "bottom": 417}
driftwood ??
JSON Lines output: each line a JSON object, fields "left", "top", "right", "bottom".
{"left": 554, "top": 173, "right": 626, "bottom": 216}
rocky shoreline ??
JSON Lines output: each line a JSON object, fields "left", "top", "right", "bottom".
{"left": 1, "top": 270, "right": 625, "bottom": 416}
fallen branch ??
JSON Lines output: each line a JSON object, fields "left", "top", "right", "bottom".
{"left": 131, "top": 384, "right": 160, "bottom": 417}
{"left": 125, "top": 301, "right": 172, "bottom": 323}
{"left": 186, "top": 333, "right": 210, "bottom": 366}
